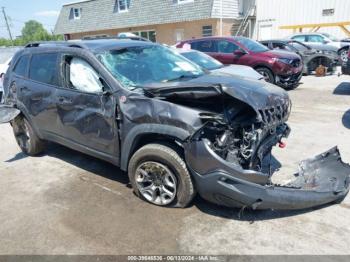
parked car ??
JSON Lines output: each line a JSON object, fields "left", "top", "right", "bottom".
{"left": 176, "top": 36, "right": 303, "bottom": 90}
{"left": 176, "top": 48, "right": 264, "bottom": 80}
{"left": 289, "top": 32, "right": 349, "bottom": 63}
{"left": 341, "top": 50, "right": 350, "bottom": 75}
{"left": 0, "top": 47, "right": 22, "bottom": 102}
{"left": 1, "top": 40, "right": 349, "bottom": 210}
{"left": 260, "top": 39, "right": 338, "bottom": 75}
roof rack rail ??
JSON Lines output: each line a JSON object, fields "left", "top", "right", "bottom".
{"left": 82, "top": 35, "right": 151, "bottom": 42}
{"left": 25, "top": 41, "right": 86, "bottom": 49}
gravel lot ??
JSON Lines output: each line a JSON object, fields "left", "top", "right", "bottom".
{"left": 0, "top": 73, "right": 349, "bottom": 255}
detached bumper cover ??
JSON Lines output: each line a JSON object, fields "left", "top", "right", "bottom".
{"left": 277, "top": 72, "right": 302, "bottom": 87}
{"left": 342, "top": 62, "right": 350, "bottom": 75}
{"left": 185, "top": 140, "right": 350, "bottom": 210}
{"left": 0, "top": 105, "right": 20, "bottom": 124}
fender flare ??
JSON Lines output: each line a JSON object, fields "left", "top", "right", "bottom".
{"left": 120, "top": 123, "right": 191, "bottom": 171}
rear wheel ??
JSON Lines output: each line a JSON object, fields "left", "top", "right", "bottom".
{"left": 12, "top": 116, "right": 45, "bottom": 156}
{"left": 255, "top": 67, "right": 275, "bottom": 84}
{"left": 128, "top": 143, "right": 195, "bottom": 207}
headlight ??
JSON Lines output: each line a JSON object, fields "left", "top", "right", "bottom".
{"left": 275, "top": 58, "right": 293, "bottom": 65}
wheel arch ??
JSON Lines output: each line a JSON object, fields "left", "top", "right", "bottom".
{"left": 120, "top": 124, "right": 191, "bottom": 171}
{"left": 253, "top": 64, "right": 275, "bottom": 74}
{"left": 338, "top": 46, "right": 349, "bottom": 54}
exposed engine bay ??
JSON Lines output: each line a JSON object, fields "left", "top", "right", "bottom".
{"left": 183, "top": 95, "right": 291, "bottom": 172}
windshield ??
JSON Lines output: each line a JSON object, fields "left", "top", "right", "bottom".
{"left": 96, "top": 45, "right": 204, "bottom": 89}
{"left": 235, "top": 37, "right": 269, "bottom": 53}
{"left": 180, "top": 50, "right": 223, "bottom": 70}
{"left": 321, "top": 33, "right": 339, "bottom": 42}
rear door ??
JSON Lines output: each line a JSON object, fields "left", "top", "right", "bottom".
{"left": 15, "top": 52, "right": 59, "bottom": 134}
{"left": 190, "top": 40, "right": 219, "bottom": 61}
{"left": 54, "top": 52, "right": 119, "bottom": 157}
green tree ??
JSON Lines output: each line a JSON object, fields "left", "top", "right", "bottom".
{"left": 0, "top": 20, "right": 63, "bottom": 47}
{"left": 21, "top": 20, "right": 51, "bottom": 42}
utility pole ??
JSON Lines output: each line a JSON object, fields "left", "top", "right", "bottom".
{"left": 2, "top": 7, "right": 13, "bottom": 45}
{"left": 220, "top": 0, "right": 223, "bottom": 36}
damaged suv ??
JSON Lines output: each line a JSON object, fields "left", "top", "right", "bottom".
{"left": 1, "top": 40, "right": 349, "bottom": 210}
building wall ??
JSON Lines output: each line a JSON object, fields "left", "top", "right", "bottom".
{"left": 255, "top": 0, "right": 350, "bottom": 40}
{"left": 67, "top": 18, "right": 235, "bottom": 44}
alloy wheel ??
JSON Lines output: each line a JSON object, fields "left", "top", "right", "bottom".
{"left": 135, "top": 161, "right": 177, "bottom": 205}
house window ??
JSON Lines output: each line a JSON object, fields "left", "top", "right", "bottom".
{"left": 322, "top": 9, "right": 335, "bottom": 16}
{"left": 69, "top": 8, "right": 81, "bottom": 20}
{"left": 132, "top": 30, "right": 156, "bottom": 42}
{"left": 115, "top": 0, "right": 131, "bottom": 12}
{"left": 202, "top": 25, "right": 213, "bottom": 37}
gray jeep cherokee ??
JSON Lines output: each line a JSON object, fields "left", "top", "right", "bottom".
{"left": 0, "top": 39, "right": 349, "bottom": 210}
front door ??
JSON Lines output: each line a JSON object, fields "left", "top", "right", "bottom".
{"left": 216, "top": 39, "right": 241, "bottom": 65}
{"left": 55, "top": 53, "right": 119, "bottom": 157}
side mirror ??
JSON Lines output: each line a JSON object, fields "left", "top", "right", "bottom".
{"left": 234, "top": 49, "right": 247, "bottom": 56}
{"left": 323, "top": 40, "right": 330, "bottom": 44}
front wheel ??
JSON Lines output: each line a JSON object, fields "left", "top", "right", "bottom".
{"left": 255, "top": 67, "right": 275, "bottom": 84}
{"left": 128, "top": 144, "right": 195, "bottom": 207}
{"left": 339, "top": 48, "right": 349, "bottom": 63}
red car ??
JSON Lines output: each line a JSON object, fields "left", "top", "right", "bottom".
{"left": 177, "top": 36, "right": 303, "bottom": 89}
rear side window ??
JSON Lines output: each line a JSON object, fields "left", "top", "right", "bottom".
{"left": 191, "top": 40, "right": 216, "bottom": 52}
{"left": 13, "top": 55, "right": 30, "bottom": 77}
{"left": 29, "top": 53, "right": 59, "bottom": 86}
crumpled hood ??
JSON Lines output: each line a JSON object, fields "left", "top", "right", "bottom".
{"left": 211, "top": 64, "right": 264, "bottom": 80}
{"left": 144, "top": 72, "right": 291, "bottom": 113}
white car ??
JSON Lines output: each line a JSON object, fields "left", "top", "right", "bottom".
{"left": 176, "top": 49, "right": 264, "bottom": 81}
{"left": 0, "top": 57, "right": 12, "bottom": 103}
{"left": 289, "top": 32, "right": 349, "bottom": 62}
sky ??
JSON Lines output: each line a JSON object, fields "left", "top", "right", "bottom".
{"left": 0, "top": 0, "right": 69, "bottom": 38}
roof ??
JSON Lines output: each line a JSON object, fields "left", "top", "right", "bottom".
{"left": 54, "top": 0, "right": 241, "bottom": 35}
{"left": 23, "top": 39, "right": 156, "bottom": 52}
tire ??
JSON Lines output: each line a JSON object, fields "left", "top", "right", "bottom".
{"left": 255, "top": 67, "right": 275, "bottom": 84}
{"left": 128, "top": 143, "right": 195, "bottom": 208}
{"left": 284, "top": 84, "right": 299, "bottom": 91}
{"left": 339, "top": 48, "right": 349, "bottom": 63}
{"left": 12, "top": 116, "right": 45, "bottom": 156}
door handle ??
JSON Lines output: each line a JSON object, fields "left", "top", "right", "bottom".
{"left": 20, "top": 86, "right": 29, "bottom": 92}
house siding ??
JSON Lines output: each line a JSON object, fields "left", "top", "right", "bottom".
{"left": 211, "top": 0, "right": 239, "bottom": 19}
{"left": 54, "top": 0, "right": 217, "bottom": 35}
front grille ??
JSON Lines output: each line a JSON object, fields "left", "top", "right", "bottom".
{"left": 291, "top": 58, "right": 301, "bottom": 68}
{"left": 258, "top": 101, "right": 290, "bottom": 126}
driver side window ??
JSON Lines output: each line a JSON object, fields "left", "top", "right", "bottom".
{"left": 64, "top": 56, "right": 104, "bottom": 94}
{"left": 217, "top": 40, "right": 239, "bottom": 53}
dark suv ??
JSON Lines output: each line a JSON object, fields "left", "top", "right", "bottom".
{"left": 1, "top": 40, "right": 349, "bottom": 210}
{"left": 176, "top": 36, "right": 303, "bottom": 89}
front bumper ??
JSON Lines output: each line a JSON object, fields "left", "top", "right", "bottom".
{"left": 342, "top": 62, "right": 350, "bottom": 75}
{"left": 185, "top": 140, "right": 350, "bottom": 210}
{"left": 276, "top": 72, "right": 302, "bottom": 88}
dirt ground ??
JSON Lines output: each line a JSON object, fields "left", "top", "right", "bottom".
{"left": 0, "top": 72, "right": 349, "bottom": 255}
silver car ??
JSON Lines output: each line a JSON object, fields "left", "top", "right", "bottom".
{"left": 289, "top": 32, "right": 349, "bottom": 63}
{"left": 176, "top": 49, "right": 264, "bottom": 81}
